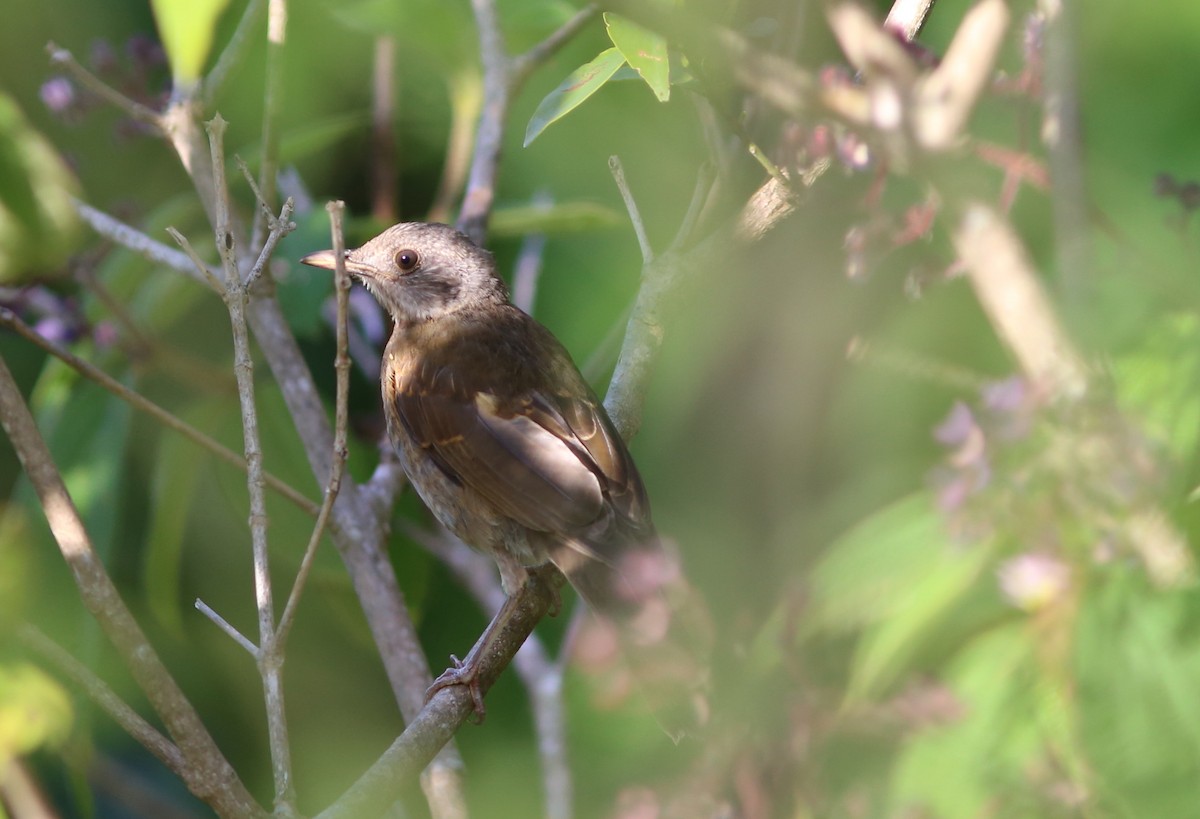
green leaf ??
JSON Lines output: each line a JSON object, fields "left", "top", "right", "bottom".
{"left": 890, "top": 623, "right": 1042, "bottom": 817}
{"left": 805, "top": 494, "right": 994, "bottom": 700}
{"left": 150, "top": 0, "right": 234, "bottom": 84}
{"left": 489, "top": 201, "right": 622, "bottom": 236}
{"left": 603, "top": 13, "right": 670, "bottom": 102}
{"left": 524, "top": 48, "right": 627, "bottom": 147}
{"left": 1109, "top": 313, "right": 1200, "bottom": 480}
{"left": 0, "top": 94, "right": 80, "bottom": 283}
{"left": 0, "top": 663, "right": 72, "bottom": 758}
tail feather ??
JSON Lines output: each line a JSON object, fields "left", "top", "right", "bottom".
{"left": 550, "top": 537, "right": 712, "bottom": 740}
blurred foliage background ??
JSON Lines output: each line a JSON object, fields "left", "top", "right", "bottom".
{"left": 3, "top": 0, "right": 1200, "bottom": 817}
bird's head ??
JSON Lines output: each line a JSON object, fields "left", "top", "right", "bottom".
{"left": 301, "top": 222, "right": 508, "bottom": 323}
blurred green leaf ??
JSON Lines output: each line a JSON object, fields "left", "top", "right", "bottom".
{"left": 145, "top": 416, "right": 209, "bottom": 636}
{"left": 489, "top": 201, "right": 622, "bottom": 237}
{"left": 1077, "top": 575, "right": 1200, "bottom": 816}
{"left": 524, "top": 47, "right": 627, "bottom": 147}
{"left": 149, "top": 0, "right": 233, "bottom": 84}
{"left": 0, "top": 94, "right": 80, "bottom": 283}
{"left": 890, "top": 623, "right": 1043, "bottom": 817}
{"left": 0, "top": 663, "right": 73, "bottom": 760}
{"left": 1110, "top": 313, "right": 1200, "bottom": 477}
{"left": 603, "top": 13, "right": 670, "bottom": 102}
{"left": 238, "top": 111, "right": 372, "bottom": 171}
{"left": 805, "top": 495, "right": 994, "bottom": 700}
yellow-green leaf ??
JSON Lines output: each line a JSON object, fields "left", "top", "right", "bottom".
{"left": 524, "top": 48, "right": 627, "bottom": 147}
{"left": 603, "top": 13, "right": 670, "bottom": 102}
{"left": 150, "top": 0, "right": 233, "bottom": 84}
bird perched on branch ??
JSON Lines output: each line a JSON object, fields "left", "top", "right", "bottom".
{"left": 302, "top": 222, "right": 709, "bottom": 739}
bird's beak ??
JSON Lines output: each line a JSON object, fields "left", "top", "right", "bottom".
{"left": 299, "top": 249, "right": 348, "bottom": 271}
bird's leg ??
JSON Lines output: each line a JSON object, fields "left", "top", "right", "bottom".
{"left": 426, "top": 564, "right": 563, "bottom": 722}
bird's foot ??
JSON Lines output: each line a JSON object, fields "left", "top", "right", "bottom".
{"left": 427, "top": 654, "right": 487, "bottom": 723}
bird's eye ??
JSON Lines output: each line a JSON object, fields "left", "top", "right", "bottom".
{"left": 394, "top": 249, "right": 420, "bottom": 273}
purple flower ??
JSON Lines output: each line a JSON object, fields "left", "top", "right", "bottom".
{"left": 40, "top": 77, "right": 76, "bottom": 113}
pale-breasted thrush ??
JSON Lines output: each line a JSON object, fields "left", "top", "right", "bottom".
{"left": 303, "top": 222, "right": 707, "bottom": 736}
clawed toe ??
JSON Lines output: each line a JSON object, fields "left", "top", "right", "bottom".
{"left": 426, "top": 655, "right": 486, "bottom": 723}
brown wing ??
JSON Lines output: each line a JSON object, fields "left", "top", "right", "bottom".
{"left": 391, "top": 311, "right": 651, "bottom": 541}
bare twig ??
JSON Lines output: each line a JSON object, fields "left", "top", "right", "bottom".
{"left": 609, "top": 156, "right": 654, "bottom": 264}
{"left": 0, "top": 307, "right": 318, "bottom": 517}
{"left": 402, "top": 524, "right": 573, "bottom": 819}
{"left": 511, "top": 192, "right": 552, "bottom": 314}
{"left": 46, "top": 42, "right": 164, "bottom": 128}
{"left": 511, "top": 5, "right": 599, "bottom": 84}
{"left": 316, "top": 572, "right": 557, "bottom": 819}
{"left": 71, "top": 199, "right": 218, "bottom": 288}
{"left": 252, "top": 0, "right": 289, "bottom": 250}
{"left": 1039, "top": 0, "right": 1091, "bottom": 303}
{"left": 17, "top": 624, "right": 187, "bottom": 780}
{"left": 372, "top": 36, "right": 398, "bottom": 224}
{"left": 205, "top": 113, "right": 296, "bottom": 810}
{"left": 194, "top": 599, "right": 259, "bottom": 656}
{"left": 606, "top": 177, "right": 796, "bottom": 438}
{"left": 457, "top": 0, "right": 599, "bottom": 242}
{"left": 0, "top": 355, "right": 263, "bottom": 818}
{"left": 277, "top": 202, "right": 351, "bottom": 648}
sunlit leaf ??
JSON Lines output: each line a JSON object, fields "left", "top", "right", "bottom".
{"left": 149, "top": 0, "right": 233, "bottom": 84}
{"left": 603, "top": 13, "right": 670, "bottom": 102}
{"left": 524, "top": 47, "right": 627, "bottom": 147}
{"left": 0, "top": 663, "right": 72, "bottom": 758}
{"left": 0, "top": 94, "right": 80, "bottom": 283}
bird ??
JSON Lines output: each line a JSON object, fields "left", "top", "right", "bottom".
{"left": 302, "top": 222, "right": 708, "bottom": 738}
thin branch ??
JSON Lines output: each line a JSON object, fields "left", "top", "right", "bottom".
{"left": 609, "top": 156, "right": 654, "bottom": 264}
{"left": 194, "top": 599, "right": 260, "bottom": 657}
{"left": 402, "top": 524, "right": 573, "bottom": 819}
{"left": 1039, "top": 0, "right": 1092, "bottom": 304}
{"left": 511, "top": 192, "right": 552, "bottom": 314}
{"left": 253, "top": 0, "right": 289, "bottom": 249}
{"left": 457, "top": 0, "right": 598, "bottom": 242}
{"left": 429, "top": 71, "right": 482, "bottom": 225}
{"left": 71, "top": 199, "right": 218, "bottom": 289}
{"left": 0, "top": 307, "right": 319, "bottom": 517}
{"left": 457, "top": 0, "right": 511, "bottom": 243}
{"left": 511, "top": 5, "right": 599, "bottom": 84}
{"left": 0, "top": 355, "right": 263, "bottom": 818}
{"left": 605, "top": 176, "right": 796, "bottom": 439}
{"left": 277, "top": 202, "right": 351, "bottom": 648}
{"left": 316, "top": 573, "right": 556, "bottom": 819}
{"left": 203, "top": 113, "right": 296, "bottom": 811}
{"left": 17, "top": 624, "right": 187, "bottom": 779}
{"left": 372, "top": 36, "right": 398, "bottom": 224}
{"left": 46, "top": 42, "right": 164, "bottom": 128}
